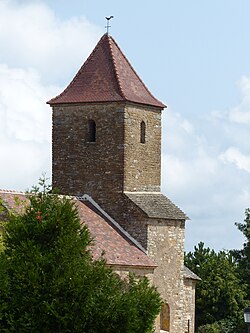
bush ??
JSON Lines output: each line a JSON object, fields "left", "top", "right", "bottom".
{"left": 197, "top": 317, "right": 247, "bottom": 333}
{"left": 0, "top": 181, "right": 161, "bottom": 332}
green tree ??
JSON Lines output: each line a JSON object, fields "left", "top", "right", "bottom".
{"left": 197, "top": 317, "right": 246, "bottom": 333}
{"left": 0, "top": 182, "right": 161, "bottom": 332}
{"left": 231, "top": 208, "right": 250, "bottom": 299}
{"left": 185, "top": 242, "right": 247, "bottom": 330}
{"left": 0, "top": 198, "right": 7, "bottom": 252}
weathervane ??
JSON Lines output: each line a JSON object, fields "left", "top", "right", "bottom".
{"left": 105, "top": 16, "right": 114, "bottom": 35}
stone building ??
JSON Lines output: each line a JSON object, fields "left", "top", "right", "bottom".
{"left": 0, "top": 33, "right": 199, "bottom": 332}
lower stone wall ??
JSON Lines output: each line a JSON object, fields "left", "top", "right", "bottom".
{"left": 110, "top": 264, "right": 154, "bottom": 282}
{"left": 89, "top": 195, "right": 194, "bottom": 333}
{"left": 103, "top": 200, "right": 194, "bottom": 333}
{"left": 147, "top": 218, "right": 188, "bottom": 333}
{"left": 183, "top": 278, "right": 196, "bottom": 333}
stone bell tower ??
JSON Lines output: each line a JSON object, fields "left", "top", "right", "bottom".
{"left": 48, "top": 33, "right": 165, "bottom": 203}
{"left": 48, "top": 34, "right": 197, "bottom": 333}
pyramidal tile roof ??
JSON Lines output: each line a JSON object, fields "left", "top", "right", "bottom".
{"left": 48, "top": 33, "right": 165, "bottom": 108}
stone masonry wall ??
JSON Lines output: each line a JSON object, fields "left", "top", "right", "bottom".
{"left": 52, "top": 102, "right": 162, "bottom": 197}
{"left": 52, "top": 101, "right": 193, "bottom": 333}
{"left": 123, "top": 104, "right": 162, "bottom": 192}
{"left": 183, "top": 279, "right": 196, "bottom": 333}
{"left": 52, "top": 102, "right": 162, "bottom": 249}
{"left": 147, "top": 218, "right": 187, "bottom": 333}
{"left": 52, "top": 102, "right": 125, "bottom": 197}
{"left": 110, "top": 264, "right": 155, "bottom": 282}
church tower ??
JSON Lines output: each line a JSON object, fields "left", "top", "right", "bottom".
{"left": 48, "top": 34, "right": 197, "bottom": 333}
{"left": 48, "top": 33, "right": 164, "bottom": 197}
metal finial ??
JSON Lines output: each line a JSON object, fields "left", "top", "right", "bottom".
{"left": 105, "top": 16, "right": 114, "bottom": 34}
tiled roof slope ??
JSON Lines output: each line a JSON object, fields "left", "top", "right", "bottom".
{"left": 182, "top": 266, "right": 201, "bottom": 281}
{"left": 0, "top": 190, "right": 29, "bottom": 215}
{"left": 125, "top": 192, "right": 188, "bottom": 220}
{"left": 0, "top": 190, "right": 155, "bottom": 268}
{"left": 48, "top": 34, "right": 165, "bottom": 108}
{"left": 76, "top": 200, "right": 156, "bottom": 267}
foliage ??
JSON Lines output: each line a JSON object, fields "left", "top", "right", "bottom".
{"left": 0, "top": 199, "right": 7, "bottom": 252}
{"left": 185, "top": 242, "right": 247, "bottom": 330}
{"left": 231, "top": 208, "right": 250, "bottom": 299}
{"left": 197, "top": 317, "right": 247, "bottom": 333}
{"left": 0, "top": 180, "right": 161, "bottom": 332}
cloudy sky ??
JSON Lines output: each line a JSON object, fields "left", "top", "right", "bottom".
{"left": 1, "top": 0, "right": 250, "bottom": 252}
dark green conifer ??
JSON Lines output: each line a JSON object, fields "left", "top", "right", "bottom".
{"left": 0, "top": 180, "right": 161, "bottom": 332}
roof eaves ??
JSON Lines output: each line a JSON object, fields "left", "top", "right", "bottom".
{"left": 47, "top": 34, "right": 106, "bottom": 105}
{"left": 124, "top": 191, "right": 189, "bottom": 220}
{"left": 107, "top": 263, "right": 157, "bottom": 269}
{"left": 109, "top": 35, "right": 166, "bottom": 108}
{"left": 183, "top": 266, "right": 201, "bottom": 281}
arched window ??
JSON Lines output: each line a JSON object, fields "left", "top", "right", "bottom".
{"left": 87, "top": 119, "right": 96, "bottom": 142}
{"left": 160, "top": 303, "right": 170, "bottom": 332}
{"left": 140, "top": 121, "right": 146, "bottom": 143}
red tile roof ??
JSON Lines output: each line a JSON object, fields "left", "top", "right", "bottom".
{"left": 0, "top": 191, "right": 28, "bottom": 214}
{"left": 0, "top": 191, "right": 156, "bottom": 268}
{"left": 48, "top": 34, "right": 165, "bottom": 108}
{"left": 75, "top": 200, "right": 155, "bottom": 267}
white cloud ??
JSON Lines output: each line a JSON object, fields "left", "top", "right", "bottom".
{"left": 0, "top": 0, "right": 101, "bottom": 84}
{"left": 220, "top": 147, "right": 250, "bottom": 173}
{"left": 239, "top": 75, "right": 250, "bottom": 96}
{"left": 0, "top": 64, "right": 59, "bottom": 190}
{"left": 162, "top": 109, "right": 196, "bottom": 155}
{"left": 230, "top": 106, "right": 250, "bottom": 124}
{"left": 0, "top": 64, "right": 53, "bottom": 142}
{"left": 161, "top": 98, "right": 250, "bottom": 251}
{"left": 0, "top": 0, "right": 101, "bottom": 191}
{"left": 229, "top": 76, "right": 250, "bottom": 124}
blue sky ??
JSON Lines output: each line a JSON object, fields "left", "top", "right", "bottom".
{"left": 1, "top": 0, "right": 250, "bottom": 252}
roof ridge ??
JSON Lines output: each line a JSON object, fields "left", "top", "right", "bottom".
{"left": 0, "top": 189, "right": 26, "bottom": 194}
{"left": 109, "top": 35, "right": 165, "bottom": 106}
{"left": 77, "top": 194, "right": 148, "bottom": 255}
{"left": 124, "top": 191, "right": 162, "bottom": 194}
{"left": 108, "top": 35, "right": 126, "bottom": 100}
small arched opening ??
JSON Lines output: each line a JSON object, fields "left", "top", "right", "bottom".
{"left": 140, "top": 120, "right": 146, "bottom": 143}
{"left": 160, "top": 303, "right": 170, "bottom": 332}
{"left": 87, "top": 119, "right": 96, "bottom": 142}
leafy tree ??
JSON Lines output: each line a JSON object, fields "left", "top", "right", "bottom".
{"left": 0, "top": 198, "right": 7, "bottom": 252}
{"left": 185, "top": 242, "right": 247, "bottom": 330}
{"left": 0, "top": 181, "right": 161, "bottom": 332}
{"left": 197, "top": 317, "right": 246, "bottom": 333}
{"left": 231, "top": 208, "right": 250, "bottom": 299}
